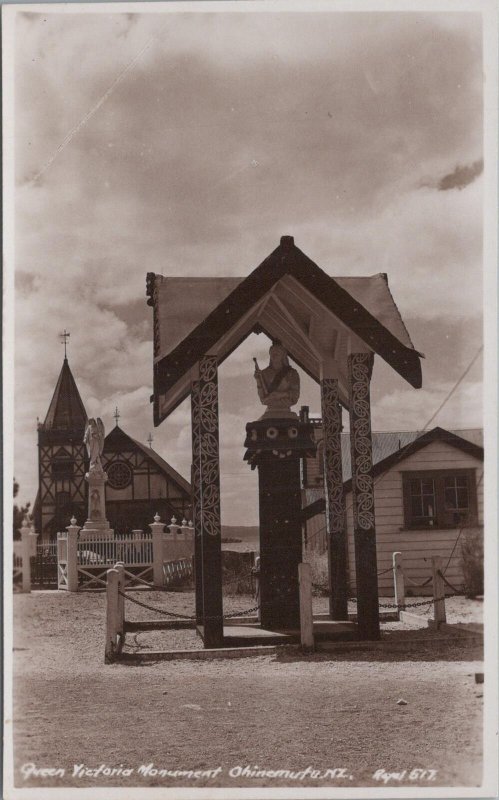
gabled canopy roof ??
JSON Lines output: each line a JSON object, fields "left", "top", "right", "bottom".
{"left": 148, "top": 236, "right": 423, "bottom": 425}
{"left": 42, "top": 358, "right": 88, "bottom": 432}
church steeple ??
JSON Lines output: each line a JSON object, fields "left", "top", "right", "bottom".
{"left": 42, "top": 357, "right": 87, "bottom": 432}
{"left": 37, "top": 355, "right": 89, "bottom": 538}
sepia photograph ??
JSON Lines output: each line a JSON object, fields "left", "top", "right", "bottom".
{"left": 2, "top": 1, "right": 498, "bottom": 797}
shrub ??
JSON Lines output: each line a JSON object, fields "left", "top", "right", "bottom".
{"left": 304, "top": 550, "right": 330, "bottom": 596}
{"left": 460, "top": 529, "right": 484, "bottom": 598}
{"left": 222, "top": 551, "right": 256, "bottom": 595}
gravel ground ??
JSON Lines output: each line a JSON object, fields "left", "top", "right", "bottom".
{"left": 10, "top": 590, "right": 484, "bottom": 791}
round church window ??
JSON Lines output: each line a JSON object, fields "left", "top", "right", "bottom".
{"left": 107, "top": 461, "right": 132, "bottom": 490}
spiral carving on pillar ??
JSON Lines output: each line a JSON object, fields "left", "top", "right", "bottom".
{"left": 349, "top": 353, "right": 375, "bottom": 531}
{"left": 199, "top": 356, "right": 221, "bottom": 537}
{"left": 321, "top": 378, "right": 345, "bottom": 535}
{"left": 191, "top": 382, "right": 201, "bottom": 539}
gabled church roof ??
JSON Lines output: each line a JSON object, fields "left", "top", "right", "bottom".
{"left": 42, "top": 358, "right": 88, "bottom": 431}
{"left": 148, "top": 236, "right": 423, "bottom": 425}
{"left": 104, "top": 425, "right": 191, "bottom": 496}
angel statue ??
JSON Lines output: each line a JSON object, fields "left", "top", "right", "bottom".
{"left": 253, "top": 341, "right": 300, "bottom": 418}
{"left": 84, "top": 418, "right": 105, "bottom": 472}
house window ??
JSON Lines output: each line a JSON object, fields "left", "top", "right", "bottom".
{"left": 402, "top": 469, "right": 477, "bottom": 529}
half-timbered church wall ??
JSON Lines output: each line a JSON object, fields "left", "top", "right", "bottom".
{"left": 34, "top": 357, "right": 191, "bottom": 540}
{"left": 103, "top": 426, "right": 191, "bottom": 534}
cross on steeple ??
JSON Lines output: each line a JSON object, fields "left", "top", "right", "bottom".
{"left": 147, "top": 433, "right": 153, "bottom": 448}
{"left": 59, "top": 329, "right": 70, "bottom": 359}
{"left": 113, "top": 406, "right": 120, "bottom": 427}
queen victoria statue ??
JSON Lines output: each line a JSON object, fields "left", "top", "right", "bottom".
{"left": 253, "top": 341, "right": 300, "bottom": 419}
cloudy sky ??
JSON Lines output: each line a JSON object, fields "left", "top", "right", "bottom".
{"left": 10, "top": 7, "right": 484, "bottom": 524}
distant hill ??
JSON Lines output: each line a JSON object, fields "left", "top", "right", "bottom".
{"left": 222, "top": 525, "right": 259, "bottom": 542}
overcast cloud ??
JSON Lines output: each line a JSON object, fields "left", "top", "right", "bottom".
{"left": 11, "top": 9, "right": 483, "bottom": 524}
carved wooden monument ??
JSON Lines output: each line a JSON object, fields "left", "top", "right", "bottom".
{"left": 245, "top": 342, "right": 315, "bottom": 629}
{"left": 147, "top": 235, "right": 423, "bottom": 646}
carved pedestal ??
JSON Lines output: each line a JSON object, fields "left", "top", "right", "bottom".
{"left": 244, "top": 418, "right": 316, "bottom": 631}
{"left": 80, "top": 466, "right": 114, "bottom": 540}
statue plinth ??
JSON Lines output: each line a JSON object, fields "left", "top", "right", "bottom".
{"left": 243, "top": 417, "right": 316, "bottom": 469}
{"left": 80, "top": 465, "right": 114, "bottom": 540}
{"left": 244, "top": 418, "right": 316, "bottom": 631}
{"left": 258, "top": 408, "right": 299, "bottom": 421}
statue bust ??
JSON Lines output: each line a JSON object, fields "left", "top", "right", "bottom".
{"left": 254, "top": 342, "right": 300, "bottom": 419}
{"left": 84, "top": 418, "right": 105, "bottom": 473}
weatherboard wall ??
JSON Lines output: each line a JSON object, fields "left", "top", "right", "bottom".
{"left": 344, "top": 440, "right": 484, "bottom": 596}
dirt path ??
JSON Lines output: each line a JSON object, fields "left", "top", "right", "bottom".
{"left": 10, "top": 591, "right": 484, "bottom": 791}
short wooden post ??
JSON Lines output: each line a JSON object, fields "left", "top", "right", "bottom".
{"left": 115, "top": 562, "right": 125, "bottom": 637}
{"left": 20, "top": 519, "right": 32, "bottom": 593}
{"left": 392, "top": 551, "right": 405, "bottom": 618}
{"left": 299, "top": 563, "right": 314, "bottom": 653}
{"left": 150, "top": 513, "right": 166, "bottom": 588}
{"left": 105, "top": 568, "right": 119, "bottom": 663}
{"left": 431, "top": 556, "right": 446, "bottom": 627}
{"left": 66, "top": 517, "right": 80, "bottom": 592}
{"left": 252, "top": 556, "right": 261, "bottom": 622}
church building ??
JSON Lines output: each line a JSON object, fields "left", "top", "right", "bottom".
{"left": 34, "top": 356, "right": 191, "bottom": 540}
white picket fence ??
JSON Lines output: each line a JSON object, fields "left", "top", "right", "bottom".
{"left": 57, "top": 514, "right": 194, "bottom": 591}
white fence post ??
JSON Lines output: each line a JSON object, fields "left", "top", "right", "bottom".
{"left": 392, "top": 551, "right": 405, "bottom": 618}
{"left": 298, "top": 562, "right": 314, "bottom": 653}
{"left": 150, "top": 513, "right": 166, "bottom": 588}
{"left": 105, "top": 568, "right": 119, "bottom": 663}
{"left": 169, "top": 516, "right": 180, "bottom": 541}
{"left": 115, "top": 562, "right": 125, "bottom": 637}
{"left": 29, "top": 521, "right": 38, "bottom": 557}
{"left": 431, "top": 555, "right": 446, "bottom": 627}
{"left": 66, "top": 517, "right": 80, "bottom": 592}
{"left": 20, "top": 518, "right": 32, "bottom": 593}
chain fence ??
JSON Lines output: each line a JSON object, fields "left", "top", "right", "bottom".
{"left": 116, "top": 558, "right": 467, "bottom": 624}
{"left": 118, "top": 588, "right": 259, "bottom": 621}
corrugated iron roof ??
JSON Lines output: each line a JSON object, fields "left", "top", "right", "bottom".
{"left": 314, "top": 428, "right": 483, "bottom": 482}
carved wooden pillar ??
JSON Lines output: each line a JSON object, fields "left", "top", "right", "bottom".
{"left": 190, "top": 380, "right": 203, "bottom": 625}
{"left": 198, "top": 355, "right": 224, "bottom": 648}
{"left": 320, "top": 377, "right": 348, "bottom": 620}
{"left": 347, "top": 352, "right": 380, "bottom": 640}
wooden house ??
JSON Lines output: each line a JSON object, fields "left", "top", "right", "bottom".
{"left": 302, "top": 422, "right": 484, "bottom": 595}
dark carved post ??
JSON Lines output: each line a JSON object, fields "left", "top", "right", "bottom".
{"left": 244, "top": 419, "right": 316, "bottom": 631}
{"left": 321, "top": 378, "right": 348, "bottom": 620}
{"left": 348, "top": 352, "right": 380, "bottom": 640}
{"left": 198, "top": 356, "right": 224, "bottom": 647}
{"left": 191, "top": 380, "right": 203, "bottom": 625}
